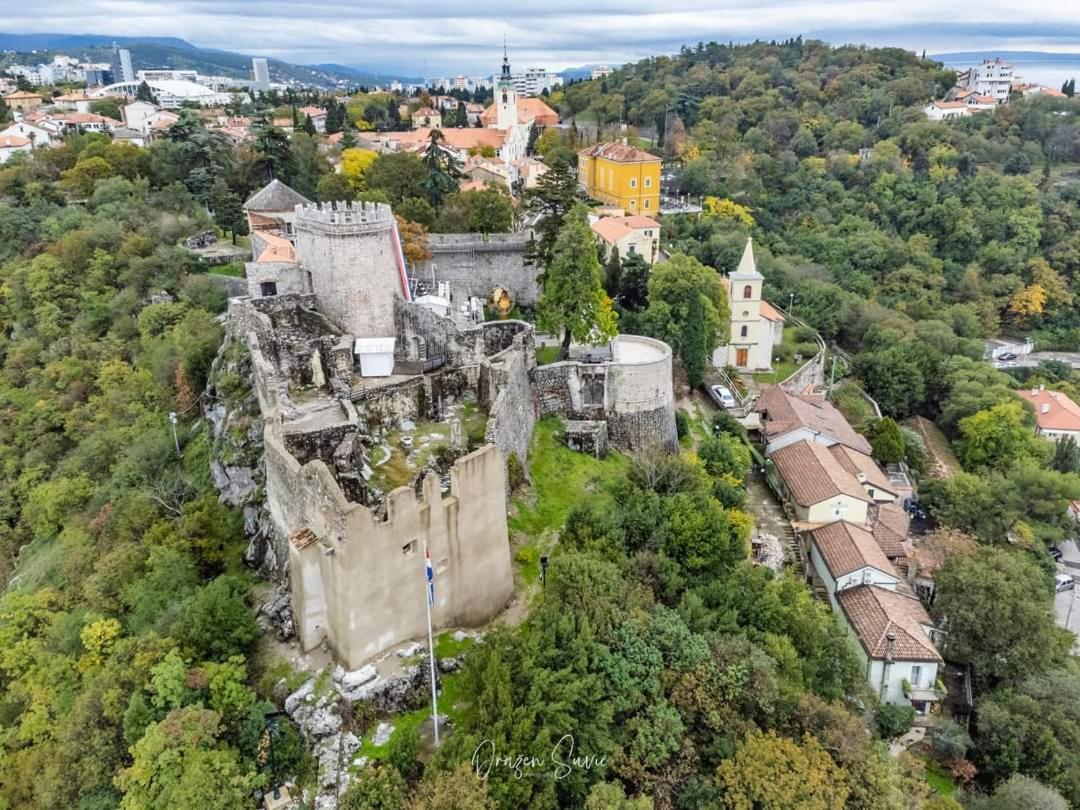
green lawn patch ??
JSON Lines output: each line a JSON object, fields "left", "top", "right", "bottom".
{"left": 208, "top": 260, "right": 246, "bottom": 278}
{"left": 922, "top": 756, "right": 957, "bottom": 797}
{"left": 535, "top": 346, "right": 560, "bottom": 366}
{"left": 434, "top": 630, "right": 476, "bottom": 659}
{"left": 356, "top": 669, "right": 468, "bottom": 762}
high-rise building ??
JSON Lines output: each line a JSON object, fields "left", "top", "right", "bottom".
{"left": 252, "top": 57, "right": 270, "bottom": 91}
{"left": 110, "top": 47, "right": 134, "bottom": 84}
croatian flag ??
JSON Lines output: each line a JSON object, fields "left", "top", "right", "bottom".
{"left": 425, "top": 544, "right": 435, "bottom": 607}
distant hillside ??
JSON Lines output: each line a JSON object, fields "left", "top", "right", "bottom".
{"left": 0, "top": 32, "right": 416, "bottom": 88}
{"left": 560, "top": 64, "right": 620, "bottom": 81}
{"left": 0, "top": 32, "right": 196, "bottom": 51}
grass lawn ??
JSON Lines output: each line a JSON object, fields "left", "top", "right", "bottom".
{"left": 208, "top": 260, "right": 246, "bottom": 278}
{"left": 750, "top": 325, "right": 813, "bottom": 384}
{"left": 509, "top": 416, "right": 630, "bottom": 585}
{"left": 922, "top": 756, "right": 957, "bottom": 797}
{"left": 535, "top": 345, "right": 560, "bottom": 366}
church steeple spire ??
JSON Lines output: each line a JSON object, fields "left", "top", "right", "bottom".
{"left": 501, "top": 37, "right": 511, "bottom": 79}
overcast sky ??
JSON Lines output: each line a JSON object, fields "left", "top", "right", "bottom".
{"left": 7, "top": 1, "right": 1080, "bottom": 76}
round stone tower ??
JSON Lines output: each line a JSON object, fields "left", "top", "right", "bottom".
{"left": 605, "top": 335, "right": 678, "bottom": 452}
{"left": 293, "top": 201, "right": 408, "bottom": 339}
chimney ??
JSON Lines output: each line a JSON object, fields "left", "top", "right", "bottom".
{"left": 1042, "top": 403, "right": 1050, "bottom": 414}
{"left": 856, "top": 472, "right": 867, "bottom": 483}
{"left": 1039, "top": 384, "right": 1045, "bottom": 391}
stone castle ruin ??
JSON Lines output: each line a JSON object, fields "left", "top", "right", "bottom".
{"left": 232, "top": 184, "right": 677, "bottom": 669}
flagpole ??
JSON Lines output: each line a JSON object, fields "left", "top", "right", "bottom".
{"left": 424, "top": 543, "right": 440, "bottom": 746}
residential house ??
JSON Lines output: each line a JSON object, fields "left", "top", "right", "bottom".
{"left": 0, "top": 120, "right": 54, "bottom": 148}
{"left": 808, "top": 521, "right": 899, "bottom": 611}
{"left": 0, "top": 135, "right": 32, "bottom": 164}
{"left": 45, "top": 112, "right": 119, "bottom": 134}
{"left": 298, "top": 106, "right": 327, "bottom": 132}
{"left": 1018, "top": 84, "right": 1067, "bottom": 99}
{"left": 924, "top": 101, "right": 970, "bottom": 121}
{"left": 961, "top": 58, "right": 1013, "bottom": 104}
{"left": 110, "top": 127, "right": 146, "bottom": 147}
{"left": 1017, "top": 386, "right": 1080, "bottom": 442}
{"left": 52, "top": 92, "right": 96, "bottom": 113}
{"left": 465, "top": 102, "right": 486, "bottom": 125}
{"left": 768, "top": 440, "right": 872, "bottom": 526}
{"left": 590, "top": 215, "right": 661, "bottom": 265}
{"left": 754, "top": 384, "right": 874, "bottom": 456}
{"left": 577, "top": 142, "right": 661, "bottom": 214}
{"left": 715, "top": 237, "right": 786, "bottom": 371}
{"left": 513, "top": 156, "right": 548, "bottom": 190}
{"left": 836, "top": 585, "right": 943, "bottom": 717}
{"left": 828, "top": 444, "right": 898, "bottom": 503}
{"left": 412, "top": 107, "right": 442, "bottom": 128}
{"left": 3, "top": 91, "right": 45, "bottom": 113}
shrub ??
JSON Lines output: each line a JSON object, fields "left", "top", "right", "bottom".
{"left": 793, "top": 325, "right": 818, "bottom": 343}
{"left": 506, "top": 452, "right": 527, "bottom": 491}
{"left": 874, "top": 703, "right": 915, "bottom": 739}
{"left": 929, "top": 719, "right": 972, "bottom": 759}
{"left": 794, "top": 341, "right": 819, "bottom": 360}
{"left": 675, "top": 410, "right": 690, "bottom": 439}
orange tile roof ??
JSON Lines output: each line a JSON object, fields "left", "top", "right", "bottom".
{"left": 755, "top": 385, "right": 873, "bottom": 455}
{"left": 759, "top": 299, "right": 786, "bottom": 322}
{"left": 479, "top": 97, "right": 559, "bottom": 127}
{"left": 620, "top": 214, "right": 660, "bottom": 229}
{"left": 254, "top": 230, "right": 298, "bottom": 263}
{"left": 836, "top": 585, "right": 941, "bottom": 661}
{"left": 810, "top": 521, "right": 897, "bottom": 578}
{"left": 1018, "top": 388, "right": 1080, "bottom": 432}
{"left": 770, "top": 440, "right": 873, "bottom": 507}
{"left": 380, "top": 126, "right": 507, "bottom": 151}
{"left": 590, "top": 217, "right": 635, "bottom": 244}
{"left": 932, "top": 101, "right": 969, "bottom": 109}
{"left": 3, "top": 91, "right": 43, "bottom": 100}
{"left": 578, "top": 142, "right": 661, "bottom": 163}
{"left": 828, "top": 444, "right": 896, "bottom": 496}
{"left": 871, "top": 503, "right": 910, "bottom": 558}
{"left": 0, "top": 135, "right": 31, "bottom": 148}
{"left": 54, "top": 112, "right": 120, "bottom": 125}
{"left": 299, "top": 106, "right": 326, "bottom": 117}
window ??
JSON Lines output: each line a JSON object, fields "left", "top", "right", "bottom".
{"left": 402, "top": 540, "right": 417, "bottom": 556}
{"left": 630, "top": 178, "right": 637, "bottom": 188}
{"left": 644, "top": 176, "right": 652, "bottom": 188}
{"left": 743, "top": 284, "right": 753, "bottom": 299}
{"left": 740, "top": 325, "right": 748, "bottom": 338}
{"left": 643, "top": 198, "right": 650, "bottom": 209}
{"left": 260, "top": 281, "right": 278, "bottom": 297}
{"left": 629, "top": 200, "right": 636, "bottom": 209}
{"left": 911, "top": 665, "right": 922, "bottom": 688}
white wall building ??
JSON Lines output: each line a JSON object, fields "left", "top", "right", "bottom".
{"left": 715, "top": 238, "right": 786, "bottom": 371}
{"left": 252, "top": 58, "right": 270, "bottom": 92}
{"left": 963, "top": 58, "right": 1013, "bottom": 104}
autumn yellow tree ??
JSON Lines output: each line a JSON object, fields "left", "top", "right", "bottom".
{"left": 1028, "top": 257, "right": 1073, "bottom": 310}
{"left": 702, "top": 196, "right": 755, "bottom": 227}
{"left": 716, "top": 729, "right": 850, "bottom": 810}
{"left": 1007, "top": 282, "right": 1047, "bottom": 321}
{"left": 341, "top": 148, "right": 378, "bottom": 194}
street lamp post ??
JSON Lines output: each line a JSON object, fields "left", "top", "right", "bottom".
{"left": 168, "top": 412, "right": 181, "bottom": 458}
{"left": 788, "top": 292, "right": 795, "bottom": 315}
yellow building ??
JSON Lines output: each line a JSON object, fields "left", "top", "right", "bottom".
{"left": 578, "top": 142, "right": 661, "bottom": 214}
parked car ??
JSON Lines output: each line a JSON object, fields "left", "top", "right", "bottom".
{"left": 708, "top": 385, "right": 737, "bottom": 409}
{"left": 998, "top": 352, "right": 1018, "bottom": 361}
{"left": 1049, "top": 547, "right": 1063, "bottom": 562}
{"left": 1055, "top": 573, "right": 1074, "bottom": 592}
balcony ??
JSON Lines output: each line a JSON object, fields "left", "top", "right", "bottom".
{"left": 903, "top": 677, "right": 947, "bottom": 703}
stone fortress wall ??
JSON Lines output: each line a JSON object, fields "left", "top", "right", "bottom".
{"left": 229, "top": 191, "right": 680, "bottom": 668}
{"left": 415, "top": 232, "right": 536, "bottom": 306}
{"left": 293, "top": 201, "right": 403, "bottom": 340}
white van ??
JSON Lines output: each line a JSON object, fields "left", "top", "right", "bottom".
{"left": 1055, "top": 573, "right": 1075, "bottom": 592}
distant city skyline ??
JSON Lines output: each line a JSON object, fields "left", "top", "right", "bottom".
{"left": 7, "top": 3, "right": 1080, "bottom": 75}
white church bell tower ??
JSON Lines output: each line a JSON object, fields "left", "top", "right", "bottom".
{"left": 495, "top": 42, "right": 518, "bottom": 130}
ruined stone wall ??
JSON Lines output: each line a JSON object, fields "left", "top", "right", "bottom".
{"left": 482, "top": 333, "right": 538, "bottom": 465}
{"left": 277, "top": 439, "right": 514, "bottom": 669}
{"left": 201, "top": 272, "right": 249, "bottom": 298}
{"left": 415, "top": 233, "right": 538, "bottom": 306}
{"left": 294, "top": 202, "right": 402, "bottom": 340}
{"left": 244, "top": 260, "right": 310, "bottom": 298}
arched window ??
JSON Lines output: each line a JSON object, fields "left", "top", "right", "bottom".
{"left": 740, "top": 325, "right": 748, "bottom": 338}
{"left": 743, "top": 285, "right": 753, "bottom": 299}
{"left": 502, "top": 91, "right": 507, "bottom": 104}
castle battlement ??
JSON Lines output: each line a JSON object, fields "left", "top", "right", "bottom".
{"left": 294, "top": 200, "right": 395, "bottom": 233}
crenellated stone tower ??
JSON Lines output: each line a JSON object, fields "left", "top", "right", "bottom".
{"left": 293, "top": 201, "right": 407, "bottom": 339}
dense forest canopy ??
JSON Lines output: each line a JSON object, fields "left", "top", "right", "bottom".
{"left": 0, "top": 36, "right": 1079, "bottom": 810}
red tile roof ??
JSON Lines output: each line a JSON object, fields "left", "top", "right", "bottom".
{"left": 828, "top": 444, "right": 896, "bottom": 496}
{"left": 1017, "top": 388, "right": 1080, "bottom": 432}
{"left": 836, "top": 585, "right": 941, "bottom": 661}
{"left": 871, "top": 503, "right": 911, "bottom": 558}
{"left": 770, "top": 440, "right": 873, "bottom": 507}
{"left": 810, "top": 521, "right": 897, "bottom": 578}
{"left": 755, "top": 385, "right": 873, "bottom": 455}
{"left": 578, "top": 142, "right": 661, "bottom": 163}
{"left": 479, "top": 97, "right": 559, "bottom": 127}
{"left": 0, "top": 135, "right": 31, "bottom": 148}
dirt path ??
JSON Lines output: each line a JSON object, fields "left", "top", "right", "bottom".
{"left": 907, "top": 416, "right": 959, "bottom": 480}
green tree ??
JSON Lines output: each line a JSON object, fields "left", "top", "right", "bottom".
{"left": 966, "top": 775, "right": 1069, "bottom": 810}
{"left": 316, "top": 171, "right": 355, "bottom": 203}
{"left": 365, "top": 152, "right": 427, "bottom": 204}
{"left": 340, "top": 765, "right": 409, "bottom": 809}
{"left": 252, "top": 123, "right": 295, "bottom": 184}
{"left": 640, "top": 254, "right": 729, "bottom": 388}
{"left": 208, "top": 178, "right": 247, "bottom": 244}
{"left": 932, "top": 547, "right": 1071, "bottom": 687}
{"left": 420, "top": 129, "right": 462, "bottom": 208}
{"left": 716, "top": 729, "right": 850, "bottom": 810}
{"left": 619, "top": 253, "right": 650, "bottom": 312}
{"left": 408, "top": 764, "right": 496, "bottom": 809}
{"left": 176, "top": 576, "right": 259, "bottom": 662}
{"left": 957, "top": 401, "right": 1047, "bottom": 471}
{"left": 115, "top": 706, "right": 255, "bottom": 810}
{"left": 135, "top": 80, "right": 157, "bottom": 104}
{"left": 603, "top": 247, "right": 622, "bottom": 299}
{"left": 523, "top": 148, "right": 578, "bottom": 270}
{"left": 870, "top": 417, "right": 906, "bottom": 464}
{"left": 874, "top": 703, "right": 915, "bottom": 739}
{"left": 537, "top": 204, "right": 618, "bottom": 359}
